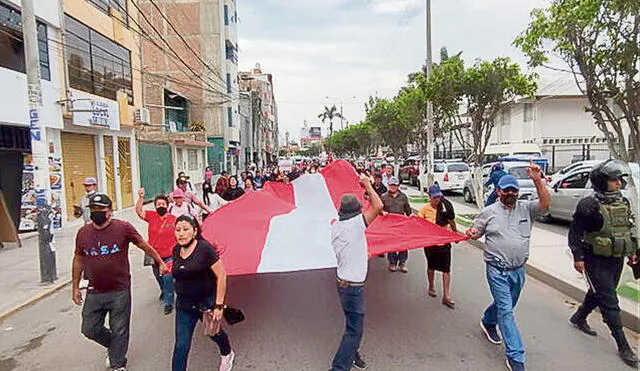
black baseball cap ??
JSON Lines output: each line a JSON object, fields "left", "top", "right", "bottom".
{"left": 89, "top": 194, "right": 113, "bottom": 208}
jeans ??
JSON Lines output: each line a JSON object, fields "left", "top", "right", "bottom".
{"left": 172, "top": 305, "right": 232, "bottom": 371}
{"left": 331, "top": 284, "right": 365, "bottom": 371}
{"left": 387, "top": 251, "right": 408, "bottom": 265}
{"left": 152, "top": 257, "right": 175, "bottom": 307}
{"left": 482, "top": 264, "right": 526, "bottom": 363}
{"left": 81, "top": 290, "right": 131, "bottom": 368}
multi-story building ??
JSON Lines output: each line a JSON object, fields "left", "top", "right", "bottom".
{"left": 239, "top": 63, "right": 279, "bottom": 166}
{"left": 137, "top": 0, "right": 239, "bottom": 189}
{"left": 1, "top": 0, "right": 144, "bottom": 231}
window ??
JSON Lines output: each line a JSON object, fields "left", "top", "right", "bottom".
{"left": 0, "top": 2, "right": 50, "bottom": 80}
{"left": 560, "top": 172, "right": 590, "bottom": 189}
{"left": 87, "top": 0, "right": 128, "bottom": 25}
{"left": 164, "top": 89, "right": 189, "bottom": 132}
{"left": 434, "top": 163, "right": 446, "bottom": 173}
{"left": 65, "top": 15, "right": 133, "bottom": 104}
{"left": 227, "top": 106, "right": 233, "bottom": 127}
{"left": 524, "top": 103, "right": 533, "bottom": 122}
{"left": 224, "top": 5, "right": 229, "bottom": 25}
{"left": 188, "top": 149, "right": 198, "bottom": 171}
{"left": 225, "top": 41, "right": 237, "bottom": 63}
{"left": 176, "top": 148, "right": 184, "bottom": 171}
{"left": 447, "top": 163, "right": 470, "bottom": 172}
{"left": 226, "top": 73, "right": 231, "bottom": 93}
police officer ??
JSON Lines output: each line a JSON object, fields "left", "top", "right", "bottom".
{"left": 568, "top": 159, "right": 638, "bottom": 368}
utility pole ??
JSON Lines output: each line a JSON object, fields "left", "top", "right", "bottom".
{"left": 340, "top": 104, "right": 344, "bottom": 130}
{"left": 22, "top": 0, "right": 56, "bottom": 283}
{"left": 423, "top": 0, "right": 435, "bottom": 195}
{"left": 285, "top": 131, "right": 290, "bottom": 156}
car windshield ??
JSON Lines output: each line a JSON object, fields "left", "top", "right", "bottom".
{"left": 434, "top": 163, "right": 446, "bottom": 173}
{"left": 447, "top": 163, "right": 469, "bottom": 172}
{"left": 508, "top": 166, "right": 530, "bottom": 179}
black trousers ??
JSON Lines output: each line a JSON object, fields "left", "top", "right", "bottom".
{"left": 574, "top": 253, "right": 624, "bottom": 329}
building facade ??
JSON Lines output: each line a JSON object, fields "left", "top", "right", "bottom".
{"left": 0, "top": 0, "right": 144, "bottom": 232}
{"left": 239, "top": 64, "right": 279, "bottom": 166}
{"left": 138, "top": 0, "right": 239, "bottom": 180}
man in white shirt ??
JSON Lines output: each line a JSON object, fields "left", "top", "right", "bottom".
{"left": 329, "top": 176, "right": 383, "bottom": 371}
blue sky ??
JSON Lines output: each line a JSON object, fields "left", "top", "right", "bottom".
{"left": 237, "top": 0, "right": 554, "bottom": 141}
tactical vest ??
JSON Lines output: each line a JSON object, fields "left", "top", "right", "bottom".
{"left": 585, "top": 199, "right": 638, "bottom": 258}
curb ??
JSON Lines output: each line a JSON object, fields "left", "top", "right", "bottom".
{"left": 0, "top": 279, "right": 71, "bottom": 323}
{"left": 410, "top": 206, "right": 640, "bottom": 333}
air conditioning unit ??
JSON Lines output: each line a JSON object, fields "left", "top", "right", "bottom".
{"left": 134, "top": 108, "right": 150, "bottom": 124}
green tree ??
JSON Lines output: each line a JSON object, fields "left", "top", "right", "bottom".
{"left": 514, "top": 0, "right": 639, "bottom": 161}
{"left": 366, "top": 97, "right": 413, "bottom": 162}
{"left": 424, "top": 56, "right": 537, "bottom": 207}
{"left": 317, "top": 105, "right": 344, "bottom": 138}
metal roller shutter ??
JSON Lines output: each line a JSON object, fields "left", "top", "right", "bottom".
{"left": 61, "top": 133, "right": 97, "bottom": 220}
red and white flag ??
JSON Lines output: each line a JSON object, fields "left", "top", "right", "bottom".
{"left": 201, "top": 160, "right": 467, "bottom": 275}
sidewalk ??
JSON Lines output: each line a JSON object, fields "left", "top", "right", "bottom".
{"left": 402, "top": 186, "right": 640, "bottom": 332}
{"left": 0, "top": 207, "right": 148, "bottom": 321}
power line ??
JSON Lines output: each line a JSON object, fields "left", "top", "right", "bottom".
{"left": 147, "top": 0, "right": 232, "bottom": 89}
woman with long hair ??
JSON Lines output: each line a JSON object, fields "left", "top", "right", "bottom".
{"left": 222, "top": 176, "right": 245, "bottom": 201}
{"left": 171, "top": 215, "right": 235, "bottom": 371}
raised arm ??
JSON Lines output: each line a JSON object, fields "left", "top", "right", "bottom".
{"left": 528, "top": 160, "right": 551, "bottom": 212}
{"left": 361, "top": 176, "right": 383, "bottom": 226}
{"left": 135, "top": 188, "right": 146, "bottom": 220}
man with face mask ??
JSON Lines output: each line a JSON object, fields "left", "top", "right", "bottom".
{"left": 568, "top": 159, "right": 638, "bottom": 368}
{"left": 72, "top": 194, "right": 168, "bottom": 371}
{"left": 74, "top": 177, "right": 98, "bottom": 224}
{"left": 466, "top": 161, "right": 550, "bottom": 371}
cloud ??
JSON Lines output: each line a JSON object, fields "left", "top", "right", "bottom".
{"left": 237, "top": 0, "right": 553, "bottom": 141}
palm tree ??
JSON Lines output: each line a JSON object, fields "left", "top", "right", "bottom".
{"left": 318, "top": 105, "right": 344, "bottom": 137}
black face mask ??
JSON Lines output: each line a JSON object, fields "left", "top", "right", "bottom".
{"left": 90, "top": 211, "right": 109, "bottom": 225}
{"left": 156, "top": 207, "right": 168, "bottom": 216}
{"left": 500, "top": 193, "right": 518, "bottom": 207}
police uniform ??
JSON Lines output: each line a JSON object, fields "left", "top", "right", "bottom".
{"left": 568, "top": 159, "right": 638, "bottom": 368}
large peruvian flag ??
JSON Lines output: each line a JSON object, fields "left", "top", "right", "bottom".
{"left": 201, "top": 160, "right": 467, "bottom": 275}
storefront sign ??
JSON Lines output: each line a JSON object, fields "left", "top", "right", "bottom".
{"left": 71, "top": 90, "right": 120, "bottom": 131}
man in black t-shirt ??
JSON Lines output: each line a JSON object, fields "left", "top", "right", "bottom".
{"left": 372, "top": 173, "right": 387, "bottom": 196}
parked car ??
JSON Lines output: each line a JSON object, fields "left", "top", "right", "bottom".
{"left": 543, "top": 162, "right": 639, "bottom": 222}
{"left": 418, "top": 161, "right": 472, "bottom": 192}
{"left": 399, "top": 156, "right": 421, "bottom": 185}
{"left": 549, "top": 160, "right": 602, "bottom": 185}
{"left": 462, "top": 161, "right": 540, "bottom": 204}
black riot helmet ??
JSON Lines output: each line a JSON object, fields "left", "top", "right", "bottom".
{"left": 589, "top": 159, "right": 631, "bottom": 192}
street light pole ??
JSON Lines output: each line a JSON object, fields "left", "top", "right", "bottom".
{"left": 423, "top": 0, "right": 434, "bottom": 196}
{"left": 22, "top": 0, "right": 56, "bottom": 283}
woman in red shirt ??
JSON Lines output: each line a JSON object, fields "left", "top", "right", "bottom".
{"left": 136, "top": 188, "right": 178, "bottom": 314}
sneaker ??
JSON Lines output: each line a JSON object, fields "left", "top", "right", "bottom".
{"left": 569, "top": 314, "right": 597, "bottom": 336}
{"left": 398, "top": 263, "right": 408, "bottom": 273}
{"left": 505, "top": 358, "right": 525, "bottom": 371}
{"left": 353, "top": 351, "right": 367, "bottom": 370}
{"left": 112, "top": 368, "right": 126, "bottom": 371}
{"left": 219, "top": 350, "right": 235, "bottom": 371}
{"left": 480, "top": 321, "right": 502, "bottom": 345}
{"left": 388, "top": 264, "right": 398, "bottom": 272}
{"left": 164, "top": 305, "right": 173, "bottom": 315}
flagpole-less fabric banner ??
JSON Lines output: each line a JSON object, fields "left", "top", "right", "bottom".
{"left": 201, "top": 160, "right": 467, "bottom": 275}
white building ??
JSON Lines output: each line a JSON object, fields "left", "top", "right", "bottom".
{"left": 439, "top": 77, "right": 627, "bottom": 172}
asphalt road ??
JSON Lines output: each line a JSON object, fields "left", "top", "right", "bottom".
{"left": 0, "top": 241, "right": 636, "bottom": 371}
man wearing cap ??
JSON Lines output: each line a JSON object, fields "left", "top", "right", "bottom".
{"left": 72, "top": 194, "right": 168, "bottom": 371}
{"left": 466, "top": 161, "right": 550, "bottom": 371}
{"left": 75, "top": 177, "right": 98, "bottom": 224}
{"left": 330, "top": 175, "right": 383, "bottom": 371}
{"left": 381, "top": 176, "right": 412, "bottom": 273}
{"left": 417, "top": 184, "right": 458, "bottom": 309}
